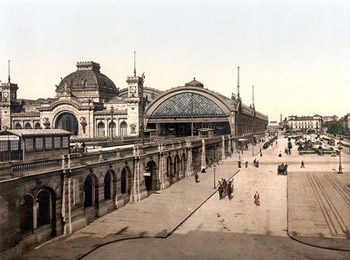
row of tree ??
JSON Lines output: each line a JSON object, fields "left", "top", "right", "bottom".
{"left": 323, "top": 120, "right": 350, "bottom": 137}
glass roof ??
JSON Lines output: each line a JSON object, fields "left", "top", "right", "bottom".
{"left": 151, "top": 93, "right": 226, "bottom": 118}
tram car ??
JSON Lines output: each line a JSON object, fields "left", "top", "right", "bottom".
{"left": 0, "top": 129, "right": 71, "bottom": 162}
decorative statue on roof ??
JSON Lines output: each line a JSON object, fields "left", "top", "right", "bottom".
{"left": 80, "top": 117, "right": 87, "bottom": 134}
{"left": 43, "top": 117, "right": 50, "bottom": 129}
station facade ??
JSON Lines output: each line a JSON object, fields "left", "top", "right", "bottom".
{"left": 0, "top": 61, "right": 267, "bottom": 144}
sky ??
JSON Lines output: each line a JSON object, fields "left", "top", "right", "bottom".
{"left": 1, "top": 0, "right": 349, "bottom": 121}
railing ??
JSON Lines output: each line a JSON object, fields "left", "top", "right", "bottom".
{"left": 12, "top": 158, "right": 61, "bottom": 174}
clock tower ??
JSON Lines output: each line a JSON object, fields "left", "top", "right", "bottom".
{"left": 0, "top": 61, "right": 20, "bottom": 129}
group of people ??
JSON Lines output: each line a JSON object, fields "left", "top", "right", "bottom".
{"left": 218, "top": 178, "right": 233, "bottom": 200}
{"left": 72, "top": 142, "right": 86, "bottom": 153}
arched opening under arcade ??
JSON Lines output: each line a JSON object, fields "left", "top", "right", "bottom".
{"left": 20, "top": 194, "right": 34, "bottom": 233}
{"left": 120, "top": 166, "right": 132, "bottom": 195}
{"left": 97, "top": 122, "right": 105, "bottom": 137}
{"left": 145, "top": 160, "right": 157, "bottom": 191}
{"left": 35, "top": 187, "right": 57, "bottom": 237}
{"left": 120, "top": 121, "right": 127, "bottom": 137}
{"left": 84, "top": 175, "right": 97, "bottom": 208}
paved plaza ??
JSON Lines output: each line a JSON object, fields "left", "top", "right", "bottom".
{"left": 23, "top": 138, "right": 350, "bottom": 260}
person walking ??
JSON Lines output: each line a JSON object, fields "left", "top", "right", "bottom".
{"left": 300, "top": 160, "right": 305, "bottom": 168}
{"left": 195, "top": 172, "right": 199, "bottom": 182}
{"left": 228, "top": 181, "right": 233, "bottom": 200}
{"left": 254, "top": 191, "right": 260, "bottom": 206}
{"left": 245, "top": 161, "right": 248, "bottom": 168}
{"left": 238, "top": 160, "right": 241, "bottom": 168}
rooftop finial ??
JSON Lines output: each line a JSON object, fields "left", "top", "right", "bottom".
{"left": 8, "top": 60, "right": 11, "bottom": 83}
{"left": 252, "top": 85, "right": 255, "bottom": 108}
{"left": 134, "top": 51, "right": 136, "bottom": 77}
{"left": 237, "top": 66, "right": 240, "bottom": 99}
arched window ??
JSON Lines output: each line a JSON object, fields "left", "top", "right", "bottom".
{"left": 145, "top": 161, "right": 157, "bottom": 191}
{"left": 20, "top": 195, "right": 34, "bottom": 233}
{"left": 109, "top": 122, "right": 116, "bottom": 137}
{"left": 15, "top": 123, "right": 22, "bottom": 129}
{"left": 120, "top": 122, "right": 127, "bottom": 137}
{"left": 84, "top": 175, "right": 94, "bottom": 208}
{"left": 121, "top": 168, "right": 127, "bottom": 194}
{"left": 104, "top": 172, "right": 112, "bottom": 200}
{"left": 34, "top": 122, "right": 41, "bottom": 129}
{"left": 174, "top": 155, "right": 180, "bottom": 177}
{"left": 56, "top": 113, "right": 78, "bottom": 135}
{"left": 37, "top": 190, "right": 51, "bottom": 227}
{"left": 25, "top": 123, "right": 32, "bottom": 129}
{"left": 97, "top": 122, "right": 105, "bottom": 137}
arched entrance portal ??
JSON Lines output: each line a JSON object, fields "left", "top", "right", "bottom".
{"left": 56, "top": 112, "right": 78, "bottom": 135}
{"left": 145, "top": 161, "right": 157, "bottom": 191}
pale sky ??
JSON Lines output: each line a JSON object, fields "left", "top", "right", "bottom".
{"left": 1, "top": 0, "right": 349, "bottom": 121}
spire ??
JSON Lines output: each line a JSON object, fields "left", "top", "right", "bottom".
{"left": 134, "top": 51, "right": 136, "bottom": 77}
{"left": 8, "top": 60, "right": 11, "bottom": 83}
{"left": 237, "top": 66, "right": 240, "bottom": 99}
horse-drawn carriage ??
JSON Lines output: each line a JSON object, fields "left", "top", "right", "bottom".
{"left": 277, "top": 164, "right": 288, "bottom": 175}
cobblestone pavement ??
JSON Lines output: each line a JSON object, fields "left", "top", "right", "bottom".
{"left": 23, "top": 137, "right": 350, "bottom": 260}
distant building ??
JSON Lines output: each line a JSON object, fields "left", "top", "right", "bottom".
{"left": 267, "top": 120, "right": 280, "bottom": 136}
{"left": 288, "top": 115, "right": 322, "bottom": 133}
{"left": 322, "top": 115, "right": 338, "bottom": 123}
{"left": 343, "top": 113, "right": 350, "bottom": 128}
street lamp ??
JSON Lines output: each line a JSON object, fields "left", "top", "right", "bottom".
{"left": 338, "top": 142, "right": 343, "bottom": 174}
{"left": 213, "top": 164, "right": 217, "bottom": 189}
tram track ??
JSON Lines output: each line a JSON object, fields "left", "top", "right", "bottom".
{"left": 325, "top": 174, "right": 350, "bottom": 207}
{"left": 307, "top": 173, "right": 348, "bottom": 238}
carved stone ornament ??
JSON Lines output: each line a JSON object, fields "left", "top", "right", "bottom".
{"left": 43, "top": 117, "right": 51, "bottom": 129}
{"left": 80, "top": 117, "right": 87, "bottom": 134}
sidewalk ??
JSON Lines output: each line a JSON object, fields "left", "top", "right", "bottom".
{"left": 24, "top": 158, "right": 239, "bottom": 260}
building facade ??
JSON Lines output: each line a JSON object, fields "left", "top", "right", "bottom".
{"left": 288, "top": 115, "right": 322, "bottom": 133}
{"left": 0, "top": 62, "right": 268, "bottom": 143}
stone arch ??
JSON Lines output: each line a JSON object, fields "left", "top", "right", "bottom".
{"left": 97, "top": 122, "right": 105, "bottom": 137}
{"left": 84, "top": 174, "right": 98, "bottom": 208}
{"left": 104, "top": 170, "right": 116, "bottom": 201}
{"left": 15, "top": 122, "right": 22, "bottom": 129}
{"left": 166, "top": 156, "right": 173, "bottom": 177}
{"left": 109, "top": 121, "right": 116, "bottom": 137}
{"left": 20, "top": 194, "right": 34, "bottom": 233}
{"left": 25, "top": 122, "right": 32, "bottom": 129}
{"left": 34, "top": 186, "right": 57, "bottom": 236}
{"left": 174, "top": 154, "right": 181, "bottom": 177}
{"left": 120, "top": 166, "right": 132, "bottom": 195}
{"left": 34, "top": 122, "right": 41, "bottom": 129}
{"left": 181, "top": 152, "right": 187, "bottom": 173}
{"left": 120, "top": 121, "right": 127, "bottom": 137}
{"left": 145, "top": 160, "right": 157, "bottom": 191}
{"left": 55, "top": 112, "right": 79, "bottom": 135}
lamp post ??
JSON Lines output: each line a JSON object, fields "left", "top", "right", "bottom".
{"left": 338, "top": 142, "right": 343, "bottom": 174}
{"left": 213, "top": 164, "right": 217, "bottom": 189}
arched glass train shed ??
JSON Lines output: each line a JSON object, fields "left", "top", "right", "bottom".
{"left": 144, "top": 80, "right": 234, "bottom": 137}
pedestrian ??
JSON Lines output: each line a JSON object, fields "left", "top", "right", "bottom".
{"left": 278, "top": 151, "right": 282, "bottom": 157}
{"left": 218, "top": 182, "right": 223, "bottom": 199}
{"left": 228, "top": 181, "right": 233, "bottom": 200}
{"left": 223, "top": 179, "right": 227, "bottom": 192}
{"left": 201, "top": 168, "right": 206, "bottom": 174}
{"left": 260, "top": 151, "right": 262, "bottom": 157}
{"left": 238, "top": 160, "right": 241, "bottom": 168}
{"left": 195, "top": 173, "right": 199, "bottom": 182}
{"left": 245, "top": 161, "right": 248, "bottom": 168}
{"left": 300, "top": 160, "right": 305, "bottom": 168}
{"left": 253, "top": 159, "right": 256, "bottom": 166}
{"left": 256, "top": 160, "right": 259, "bottom": 168}
{"left": 254, "top": 191, "right": 260, "bottom": 206}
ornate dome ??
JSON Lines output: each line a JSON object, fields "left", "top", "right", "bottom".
{"left": 56, "top": 61, "right": 118, "bottom": 98}
{"left": 185, "top": 77, "right": 204, "bottom": 88}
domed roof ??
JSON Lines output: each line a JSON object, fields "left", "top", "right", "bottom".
{"left": 56, "top": 61, "right": 118, "bottom": 97}
{"left": 185, "top": 77, "right": 204, "bottom": 88}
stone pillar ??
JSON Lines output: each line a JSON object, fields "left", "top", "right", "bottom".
{"left": 185, "top": 140, "right": 193, "bottom": 176}
{"left": 201, "top": 139, "right": 206, "bottom": 171}
{"left": 222, "top": 135, "right": 226, "bottom": 160}
{"left": 227, "top": 135, "right": 232, "bottom": 155}
{"left": 33, "top": 201, "right": 38, "bottom": 230}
